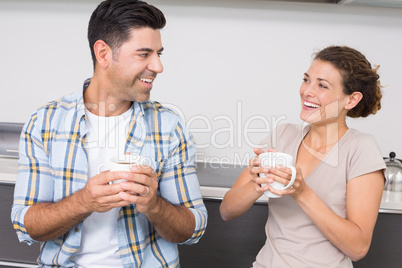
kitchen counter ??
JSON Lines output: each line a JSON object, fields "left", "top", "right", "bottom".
{"left": 196, "top": 161, "right": 269, "bottom": 203}
{"left": 379, "top": 190, "right": 402, "bottom": 213}
{"left": 196, "top": 161, "right": 402, "bottom": 214}
{"left": 0, "top": 157, "right": 18, "bottom": 184}
{"left": 1, "top": 159, "right": 400, "bottom": 212}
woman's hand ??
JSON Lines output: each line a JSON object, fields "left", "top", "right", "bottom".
{"left": 255, "top": 147, "right": 308, "bottom": 198}
{"left": 247, "top": 147, "right": 276, "bottom": 194}
{"left": 264, "top": 165, "right": 307, "bottom": 199}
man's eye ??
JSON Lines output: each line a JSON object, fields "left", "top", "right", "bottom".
{"left": 140, "top": 53, "right": 148, "bottom": 58}
{"left": 303, "top": 78, "right": 309, "bottom": 83}
{"left": 158, "top": 53, "right": 163, "bottom": 57}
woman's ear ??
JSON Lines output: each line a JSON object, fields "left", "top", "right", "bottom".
{"left": 345, "top": 92, "right": 363, "bottom": 110}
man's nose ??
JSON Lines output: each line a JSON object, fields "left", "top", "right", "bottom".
{"left": 148, "top": 55, "right": 163, "bottom": 74}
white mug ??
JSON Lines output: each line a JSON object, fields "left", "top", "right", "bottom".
{"left": 98, "top": 154, "right": 154, "bottom": 184}
{"left": 258, "top": 152, "right": 296, "bottom": 198}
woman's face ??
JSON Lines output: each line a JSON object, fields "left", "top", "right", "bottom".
{"left": 299, "top": 59, "right": 350, "bottom": 125}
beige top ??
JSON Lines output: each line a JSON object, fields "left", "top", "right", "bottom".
{"left": 253, "top": 123, "right": 386, "bottom": 268}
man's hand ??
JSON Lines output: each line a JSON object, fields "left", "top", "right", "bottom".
{"left": 24, "top": 171, "right": 131, "bottom": 241}
{"left": 118, "top": 165, "right": 159, "bottom": 214}
{"left": 118, "top": 165, "right": 196, "bottom": 243}
{"left": 81, "top": 171, "right": 133, "bottom": 213}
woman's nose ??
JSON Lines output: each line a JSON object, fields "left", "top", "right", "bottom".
{"left": 302, "top": 83, "right": 316, "bottom": 97}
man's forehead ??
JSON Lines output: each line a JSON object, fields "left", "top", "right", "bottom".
{"left": 127, "top": 27, "right": 162, "bottom": 42}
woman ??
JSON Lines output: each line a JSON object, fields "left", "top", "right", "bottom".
{"left": 220, "top": 46, "right": 386, "bottom": 268}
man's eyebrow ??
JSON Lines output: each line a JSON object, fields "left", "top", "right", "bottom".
{"left": 136, "top": 47, "right": 164, "bottom": 53}
{"left": 304, "top": 73, "right": 309, "bottom": 77}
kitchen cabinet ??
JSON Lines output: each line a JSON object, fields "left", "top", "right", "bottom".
{"left": 353, "top": 212, "right": 402, "bottom": 268}
{"left": 0, "top": 183, "right": 39, "bottom": 265}
{"left": 179, "top": 198, "right": 267, "bottom": 268}
{"left": 179, "top": 198, "right": 402, "bottom": 268}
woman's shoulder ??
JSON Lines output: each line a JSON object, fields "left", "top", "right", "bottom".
{"left": 343, "top": 129, "right": 386, "bottom": 181}
{"left": 344, "top": 128, "right": 379, "bottom": 148}
{"left": 274, "top": 123, "right": 306, "bottom": 137}
{"left": 258, "top": 123, "right": 305, "bottom": 149}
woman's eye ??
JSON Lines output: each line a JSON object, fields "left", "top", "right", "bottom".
{"left": 319, "top": 83, "right": 328, "bottom": 89}
{"left": 303, "top": 78, "right": 309, "bottom": 83}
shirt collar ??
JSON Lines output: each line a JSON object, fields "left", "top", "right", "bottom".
{"left": 75, "top": 80, "right": 88, "bottom": 121}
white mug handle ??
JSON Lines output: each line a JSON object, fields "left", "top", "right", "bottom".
{"left": 281, "top": 166, "right": 296, "bottom": 190}
{"left": 98, "top": 164, "right": 111, "bottom": 174}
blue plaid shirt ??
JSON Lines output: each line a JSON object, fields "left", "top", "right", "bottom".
{"left": 11, "top": 79, "right": 207, "bottom": 268}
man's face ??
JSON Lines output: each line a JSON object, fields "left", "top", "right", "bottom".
{"left": 107, "top": 27, "right": 164, "bottom": 103}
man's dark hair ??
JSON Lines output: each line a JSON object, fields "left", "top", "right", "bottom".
{"left": 88, "top": 0, "right": 166, "bottom": 69}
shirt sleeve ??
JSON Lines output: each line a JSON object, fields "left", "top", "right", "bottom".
{"left": 11, "top": 112, "right": 50, "bottom": 245}
{"left": 347, "top": 133, "right": 386, "bottom": 182}
{"left": 159, "top": 118, "right": 207, "bottom": 245}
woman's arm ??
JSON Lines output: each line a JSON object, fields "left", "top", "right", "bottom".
{"left": 220, "top": 168, "right": 261, "bottom": 221}
{"left": 220, "top": 148, "right": 272, "bottom": 221}
{"left": 293, "top": 170, "right": 384, "bottom": 261}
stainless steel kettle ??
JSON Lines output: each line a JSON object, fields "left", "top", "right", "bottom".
{"left": 384, "top": 152, "right": 402, "bottom": 192}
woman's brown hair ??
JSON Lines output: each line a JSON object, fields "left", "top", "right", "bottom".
{"left": 314, "top": 46, "right": 382, "bottom": 118}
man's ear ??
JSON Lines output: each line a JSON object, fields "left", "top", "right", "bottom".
{"left": 345, "top": 91, "right": 363, "bottom": 110}
{"left": 93, "top": 40, "right": 112, "bottom": 69}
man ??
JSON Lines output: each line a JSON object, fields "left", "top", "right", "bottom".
{"left": 11, "top": 1, "right": 207, "bottom": 267}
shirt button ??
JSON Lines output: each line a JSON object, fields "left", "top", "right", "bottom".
{"left": 74, "top": 227, "right": 79, "bottom": 232}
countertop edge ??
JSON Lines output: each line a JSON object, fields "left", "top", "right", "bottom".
{"left": 200, "top": 186, "right": 268, "bottom": 204}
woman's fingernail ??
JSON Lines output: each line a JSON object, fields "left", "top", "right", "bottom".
{"left": 119, "top": 172, "right": 129, "bottom": 178}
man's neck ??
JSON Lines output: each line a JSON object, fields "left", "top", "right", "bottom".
{"left": 83, "top": 78, "right": 133, "bottom": 117}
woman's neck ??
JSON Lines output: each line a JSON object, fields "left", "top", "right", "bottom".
{"left": 304, "top": 122, "right": 349, "bottom": 152}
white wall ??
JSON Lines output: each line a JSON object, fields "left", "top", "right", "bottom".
{"left": 1, "top": 0, "right": 401, "bottom": 164}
